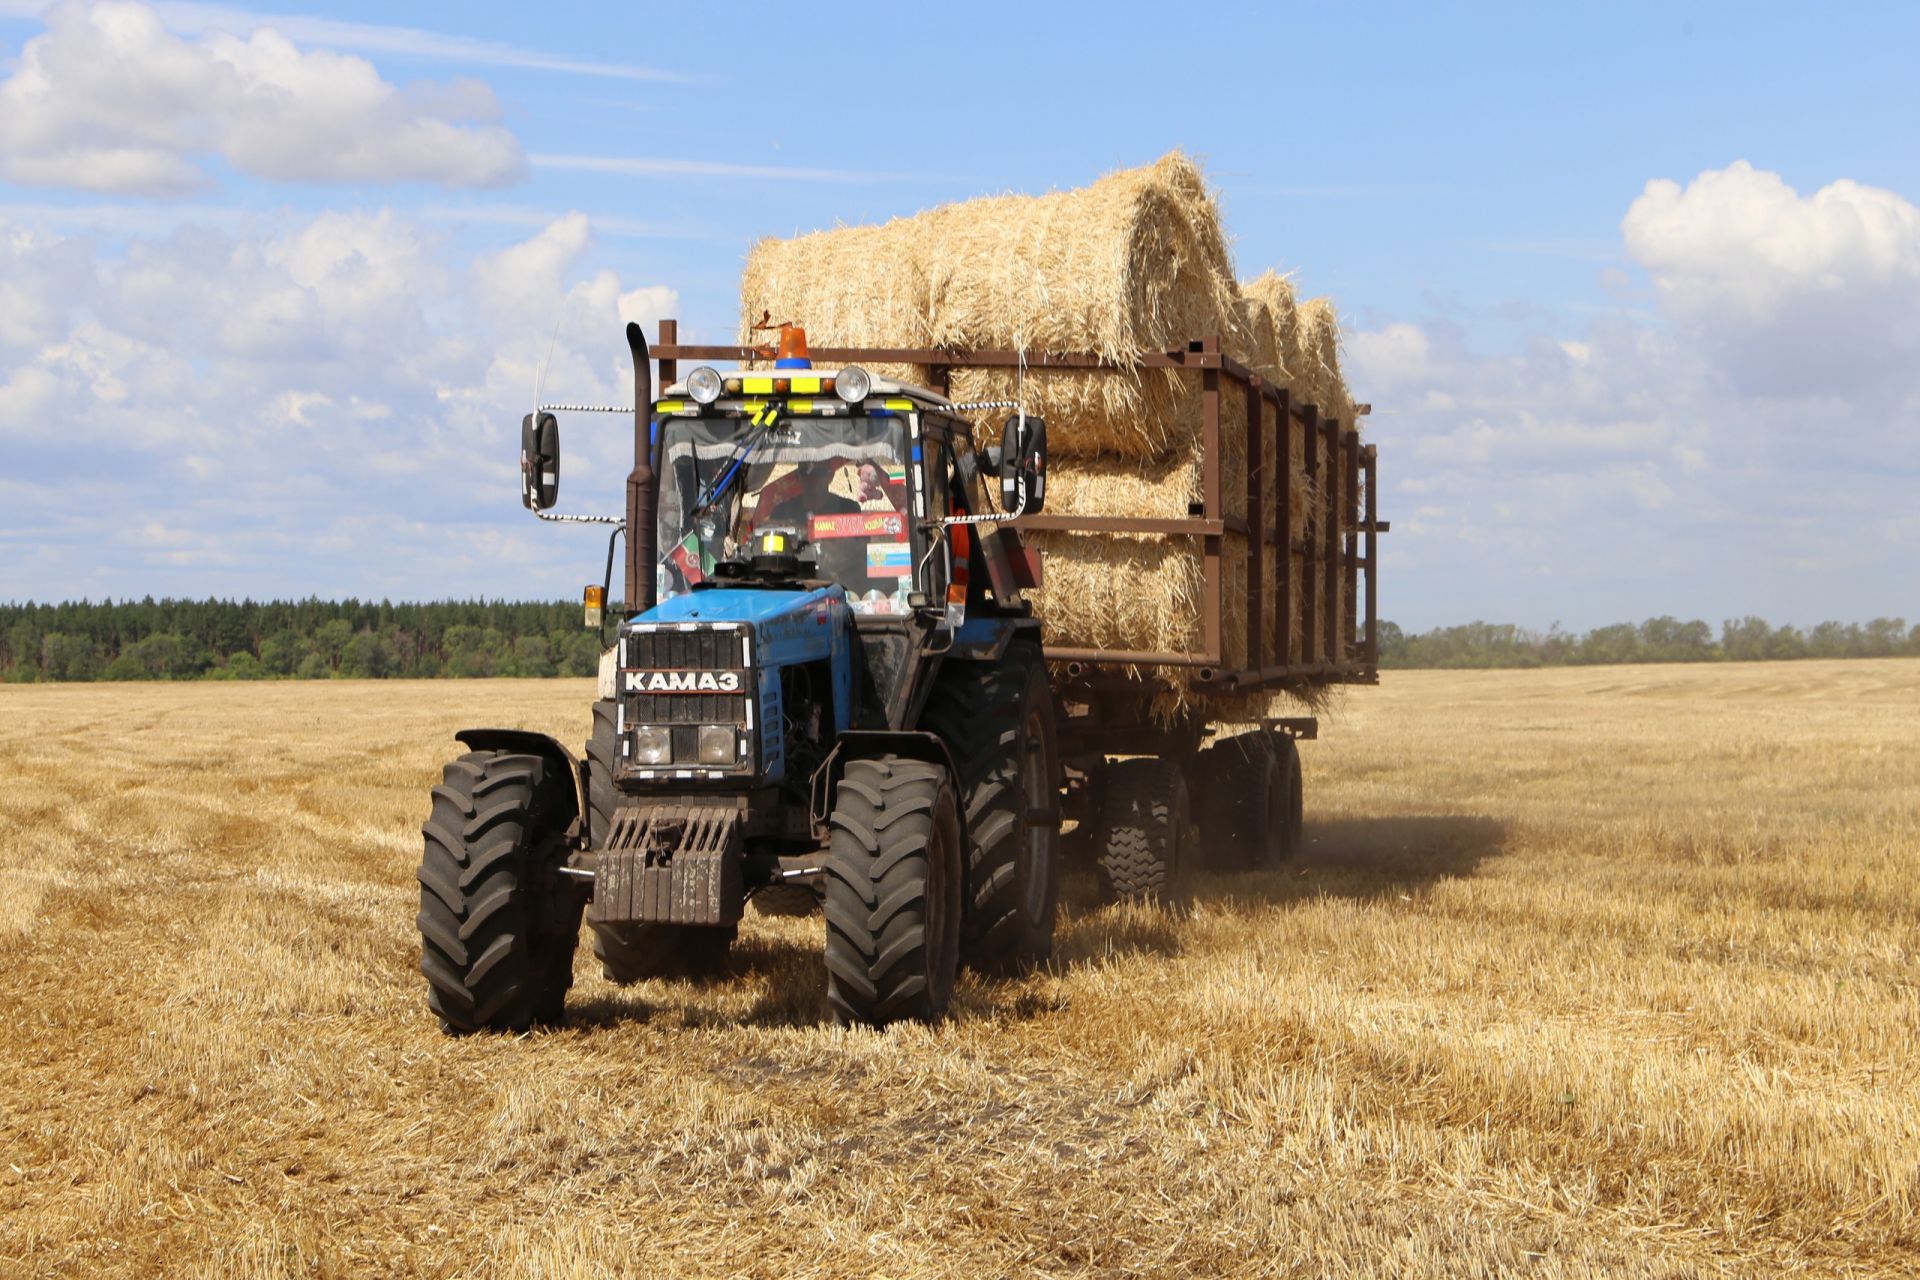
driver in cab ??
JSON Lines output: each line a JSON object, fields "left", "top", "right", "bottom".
{"left": 738, "top": 459, "right": 870, "bottom": 587}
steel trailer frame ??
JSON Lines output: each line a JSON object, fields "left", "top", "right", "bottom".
{"left": 645, "top": 320, "right": 1385, "bottom": 701}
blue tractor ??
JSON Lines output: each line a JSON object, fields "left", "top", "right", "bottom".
{"left": 418, "top": 322, "right": 1065, "bottom": 1030}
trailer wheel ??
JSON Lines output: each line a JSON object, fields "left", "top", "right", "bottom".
{"left": 583, "top": 698, "right": 734, "bottom": 981}
{"left": 417, "top": 750, "right": 582, "bottom": 1034}
{"left": 1201, "top": 731, "right": 1300, "bottom": 869}
{"left": 1276, "top": 734, "right": 1304, "bottom": 861}
{"left": 591, "top": 921, "right": 735, "bottom": 983}
{"left": 922, "top": 648, "right": 1061, "bottom": 974}
{"left": 1096, "top": 757, "right": 1193, "bottom": 903}
{"left": 823, "top": 756, "right": 963, "bottom": 1026}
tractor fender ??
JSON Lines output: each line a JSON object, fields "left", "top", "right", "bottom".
{"left": 453, "top": 728, "right": 587, "bottom": 843}
{"left": 812, "top": 729, "right": 965, "bottom": 848}
{"left": 946, "top": 615, "right": 1042, "bottom": 664}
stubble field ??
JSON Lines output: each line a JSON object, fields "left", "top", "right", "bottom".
{"left": 2, "top": 661, "right": 1916, "bottom": 1277}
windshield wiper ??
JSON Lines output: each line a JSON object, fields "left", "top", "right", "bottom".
{"left": 691, "top": 421, "right": 769, "bottom": 522}
{"left": 658, "top": 411, "right": 778, "bottom": 573}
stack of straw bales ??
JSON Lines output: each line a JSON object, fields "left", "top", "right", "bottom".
{"left": 740, "top": 153, "right": 1360, "bottom": 718}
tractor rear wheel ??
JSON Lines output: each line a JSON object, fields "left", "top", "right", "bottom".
{"left": 921, "top": 647, "right": 1061, "bottom": 974}
{"left": 583, "top": 698, "right": 735, "bottom": 982}
{"left": 1095, "top": 757, "right": 1194, "bottom": 903}
{"left": 417, "top": 750, "right": 582, "bottom": 1034}
{"left": 823, "top": 756, "right": 963, "bottom": 1026}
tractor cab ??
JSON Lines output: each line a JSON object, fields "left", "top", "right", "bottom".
{"left": 651, "top": 367, "right": 938, "bottom": 616}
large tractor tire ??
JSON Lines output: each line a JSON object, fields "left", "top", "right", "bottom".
{"left": 583, "top": 698, "right": 735, "bottom": 982}
{"left": 417, "top": 750, "right": 583, "bottom": 1034}
{"left": 823, "top": 757, "right": 963, "bottom": 1026}
{"left": 1199, "top": 731, "right": 1302, "bottom": 870}
{"left": 1095, "top": 757, "right": 1194, "bottom": 903}
{"left": 921, "top": 647, "right": 1061, "bottom": 974}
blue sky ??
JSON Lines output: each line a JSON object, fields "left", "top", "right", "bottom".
{"left": 1, "top": 0, "right": 1915, "bottom": 630}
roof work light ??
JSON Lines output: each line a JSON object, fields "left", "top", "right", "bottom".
{"left": 685, "top": 366, "right": 723, "bottom": 404}
{"left": 836, "top": 365, "right": 871, "bottom": 403}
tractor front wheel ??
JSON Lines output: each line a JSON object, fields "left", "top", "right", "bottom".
{"left": 416, "top": 751, "right": 583, "bottom": 1034}
{"left": 823, "top": 756, "right": 963, "bottom": 1026}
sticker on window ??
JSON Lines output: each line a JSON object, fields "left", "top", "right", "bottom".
{"left": 866, "top": 542, "right": 912, "bottom": 577}
{"left": 811, "top": 512, "right": 908, "bottom": 541}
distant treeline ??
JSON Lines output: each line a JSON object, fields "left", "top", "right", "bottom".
{"left": 1378, "top": 616, "right": 1920, "bottom": 669}
{"left": 0, "top": 599, "right": 609, "bottom": 682}
{"left": 2, "top": 600, "right": 1916, "bottom": 682}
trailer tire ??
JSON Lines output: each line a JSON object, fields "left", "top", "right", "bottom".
{"left": 823, "top": 756, "right": 963, "bottom": 1026}
{"left": 1276, "top": 735, "right": 1304, "bottom": 862}
{"left": 582, "top": 697, "right": 735, "bottom": 981}
{"left": 922, "top": 648, "right": 1061, "bottom": 974}
{"left": 417, "top": 751, "right": 582, "bottom": 1034}
{"left": 1096, "top": 757, "right": 1193, "bottom": 903}
{"left": 1201, "top": 732, "right": 1299, "bottom": 869}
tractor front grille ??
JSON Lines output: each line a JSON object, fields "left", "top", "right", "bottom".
{"left": 620, "top": 625, "right": 751, "bottom": 725}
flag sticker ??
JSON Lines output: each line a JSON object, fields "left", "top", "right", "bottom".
{"left": 866, "top": 542, "right": 911, "bottom": 577}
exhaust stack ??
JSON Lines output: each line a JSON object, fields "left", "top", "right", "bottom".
{"left": 625, "top": 322, "right": 655, "bottom": 612}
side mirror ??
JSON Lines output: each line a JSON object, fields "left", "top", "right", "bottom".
{"left": 999, "top": 414, "right": 1046, "bottom": 515}
{"left": 521, "top": 412, "right": 559, "bottom": 510}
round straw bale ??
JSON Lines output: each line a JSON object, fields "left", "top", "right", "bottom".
{"left": 1293, "top": 297, "right": 1356, "bottom": 425}
{"left": 743, "top": 152, "right": 1246, "bottom": 461}
{"left": 1241, "top": 271, "right": 1299, "bottom": 390}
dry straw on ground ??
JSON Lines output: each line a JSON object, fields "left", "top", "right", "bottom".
{"left": 742, "top": 153, "right": 1358, "bottom": 712}
{"left": 3, "top": 663, "right": 1917, "bottom": 1277}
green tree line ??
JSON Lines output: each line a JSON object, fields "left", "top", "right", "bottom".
{"left": 0, "top": 599, "right": 610, "bottom": 682}
{"left": 1377, "top": 616, "right": 1920, "bottom": 669}
{"left": 4, "top": 600, "right": 1915, "bottom": 681}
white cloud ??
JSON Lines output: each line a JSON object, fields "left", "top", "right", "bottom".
{"left": 0, "top": 0, "right": 525, "bottom": 194}
{"left": 1346, "top": 158, "right": 1920, "bottom": 630}
{"left": 472, "top": 211, "right": 591, "bottom": 320}
{"left": 0, "top": 207, "right": 676, "bottom": 601}
{"left": 1623, "top": 160, "right": 1920, "bottom": 397}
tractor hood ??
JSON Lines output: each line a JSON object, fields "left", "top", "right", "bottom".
{"left": 625, "top": 586, "right": 856, "bottom": 777}
{"left": 635, "top": 583, "right": 846, "bottom": 627}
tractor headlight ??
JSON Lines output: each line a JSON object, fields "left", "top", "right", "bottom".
{"left": 698, "top": 724, "right": 736, "bottom": 765}
{"left": 632, "top": 725, "right": 671, "bottom": 765}
{"left": 686, "top": 366, "right": 723, "bottom": 405}
{"left": 835, "top": 365, "right": 871, "bottom": 403}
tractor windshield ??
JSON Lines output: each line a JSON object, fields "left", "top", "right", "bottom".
{"left": 655, "top": 414, "right": 915, "bottom": 613}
